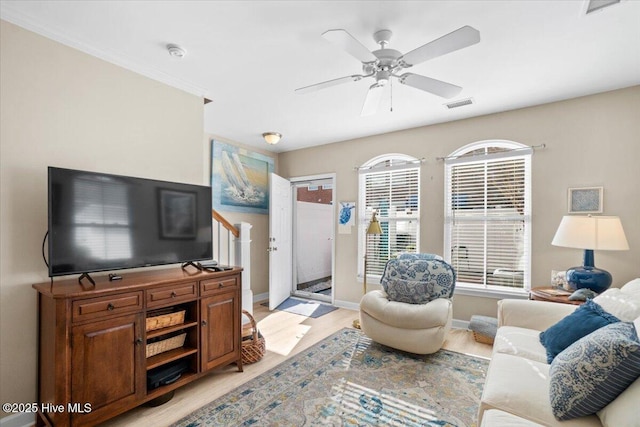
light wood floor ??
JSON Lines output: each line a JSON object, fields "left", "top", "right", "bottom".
{"left": 104, "top": 303, "right": 493, "bottom": 427}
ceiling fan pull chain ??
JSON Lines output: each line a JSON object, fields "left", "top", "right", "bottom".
{"left": 390, "top": 78, "right": 394, "bottom": 113}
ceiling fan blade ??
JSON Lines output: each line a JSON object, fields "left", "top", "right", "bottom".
{"left": 399, "top": 26, "right": 480, "bottom": 67}
{"left": 361, "top": 83, "right": 386, "bottom": 116}
{"left": 398, "top": 73, "right": 462, "bottom": 99}
{"left": 295, "top": 75, "right": 364, "bottom": 94}
{"left": 322, "top": 29, "right": 377, "bottom": 63}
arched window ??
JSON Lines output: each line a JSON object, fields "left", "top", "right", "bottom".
{"left": 444, "top": 140, "right": 531, "bottom": 293}
{"left": 358, "top": 154, "right": 421, "bottom": 283}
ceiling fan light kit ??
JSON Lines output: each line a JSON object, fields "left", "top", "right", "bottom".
{"left": 296, "top": 26, "right": 480, "bottom": 116}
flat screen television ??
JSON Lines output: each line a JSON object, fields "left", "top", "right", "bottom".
{"left": 48, "top": 167, "right": 213, "bottom": 277}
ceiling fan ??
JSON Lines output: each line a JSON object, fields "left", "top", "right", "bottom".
{"left": 295, "top": 26, "right": 480, "bottom": 116}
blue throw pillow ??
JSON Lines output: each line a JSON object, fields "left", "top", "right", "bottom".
{"left": 549, "top": 322, "right": 640, "bottom": 420}
{"left": 539, "top": 299, "right": 619, "bottom": 363}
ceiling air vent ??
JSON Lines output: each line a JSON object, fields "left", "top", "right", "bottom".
{"left": 445, "top": 98, "right": 474, "bottom": 110}
{"left": 584, "top": 0, "right": 621, "bottom": 14}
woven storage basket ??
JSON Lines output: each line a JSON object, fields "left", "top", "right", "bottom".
{"left": 241, "top": 310, "right": 265, "bottom": 364}
{"left": 469, "top": 315, "right": 497, "bottom": 345}
{"left": 146, "top": 333, "right": 186, "bottom": 358}
{"left": 146, "top": 310, "right": 185, "bottom": 332}
{"left": 472, "top": 331, "right": 495, "bottom": 345}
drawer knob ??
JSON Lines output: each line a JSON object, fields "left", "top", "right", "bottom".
{"left": 135, "top": 338, "right": 143, "bottom": 345}
{"left": 201, "top": 320, "right": 207, "bottom": 326}
{"left": 107, "top": 303, "right": 115, "bottom": 311}
{"left": 218, "top": 282, "right": 223, "bottom": 288}
{"left": 171, "top": 291, "right": 177, "bottom": 298}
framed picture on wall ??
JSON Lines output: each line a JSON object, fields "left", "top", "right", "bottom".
{"left": 211, "top": 140, "right": 275, "bottom": 215}
{"left": 568, "top": 186, "right": 603, "bottom": 214}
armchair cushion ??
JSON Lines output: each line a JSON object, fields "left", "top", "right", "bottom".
{"left": 380, "top": 258, "right": 455, "bottom": 304}
{"left": 360, "top": 290, "right": 452, "bottom": 329}
{"left": 397, "top": 253, "right": 443, "bottom": 261}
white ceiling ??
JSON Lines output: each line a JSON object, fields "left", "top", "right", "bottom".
{"left": 2, "top": 1, "right": 639, "bottom": 153}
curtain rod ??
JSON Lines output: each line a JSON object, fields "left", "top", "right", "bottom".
{"left": 354, "top": 158, "right": 425, "bottom": 172}
{"left": 436, "top": 144, "right": 546, "bottom": 162}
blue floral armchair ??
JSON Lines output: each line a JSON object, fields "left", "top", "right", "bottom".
{"left": 359, "top": 256, "right": 456, "bottom": 354}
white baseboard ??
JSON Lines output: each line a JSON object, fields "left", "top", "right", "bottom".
{"left": 452, "top": 319, "right": 471, "bottom": 329}
{"left": 253, "top": 292, "right": 268, "bottom": 303}
{"left": 0, "top": 412, "right": 34, "bottom": 427}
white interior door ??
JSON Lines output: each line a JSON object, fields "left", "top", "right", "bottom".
{"left": 268, "top": 173, "right": 293, "bottom": 310}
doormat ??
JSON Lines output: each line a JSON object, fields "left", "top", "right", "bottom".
{"left": 172, "top": 328, "right": 488, "bottom": 427}
{"left": 262, "top": 297, "right": 338, "bottom": 318}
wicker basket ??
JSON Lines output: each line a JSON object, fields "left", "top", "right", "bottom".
{"left": 469, "top": 315, "right": 498, "bottom": 345}
{"left": 472, "top": 331, "right": 495, "bottom": 345}
{"left": 146, "top": 333, "right": 186, "bottom": 358}
{"left": 241, "top": 310, "right": 265, "bottom": 365}
{"left": 146, "top": 310, "right": 186, "bottom": 332}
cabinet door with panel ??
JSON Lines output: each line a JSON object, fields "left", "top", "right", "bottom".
{"left": 70, "top": 313, "right": 145, "bottom": 426}
{"left": 200, "top": 290, "right": 242, "bottom": 372}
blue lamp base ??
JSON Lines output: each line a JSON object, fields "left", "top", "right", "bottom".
{"left": 565, "top": 249, "right": 612, "bottom": 294}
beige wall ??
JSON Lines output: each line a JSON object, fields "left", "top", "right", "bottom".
{"left": 279, "top": 86, "right": 640, "bottom": 320}
{"left": 0, "top": 21, "right": 205, "bottom": 416}
{"left": 203, "top": 134, "right": 276, "bottom": 298}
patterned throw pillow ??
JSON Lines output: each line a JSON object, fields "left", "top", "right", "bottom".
{"left": 549, "top": 322, "right": 640, "bottom": 420}
{"left": 380, "top": 259, "right": 455, "bottom": 304}
{"left": 539, "top": 299, "right": 620, "bottom": 363}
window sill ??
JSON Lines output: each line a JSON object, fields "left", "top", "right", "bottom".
{"left": 453, "top": 283, "right": 529, "bottom": 300}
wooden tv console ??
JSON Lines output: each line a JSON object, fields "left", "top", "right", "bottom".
{"left": 32, "top": 267, "right": 243, "bottom": 427}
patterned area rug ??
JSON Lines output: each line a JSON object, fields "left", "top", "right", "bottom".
{"left": 172, "top": 328, "right": 489, "bottom": 427}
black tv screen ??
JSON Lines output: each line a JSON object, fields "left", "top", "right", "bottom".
{"left": 48, "top": 167, "right": 213, "bottom": 277}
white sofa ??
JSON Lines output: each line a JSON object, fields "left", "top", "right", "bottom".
{"left": 478, "top": 279, "right": 640, "bottom": 427}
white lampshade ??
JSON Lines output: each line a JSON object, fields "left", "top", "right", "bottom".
{"left": 551, "top": 215, "right": 629, "bottom": 251}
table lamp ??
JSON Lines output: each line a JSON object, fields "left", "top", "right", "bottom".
{"left": 551, "top": 215, "right": 629, "bottom": 293}
{"left": 353, "top": 210, "right": 383, "bottom": 329}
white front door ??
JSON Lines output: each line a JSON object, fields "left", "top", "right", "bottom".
{"left": 268, "top": 173, "right": 293, "bottom": 310}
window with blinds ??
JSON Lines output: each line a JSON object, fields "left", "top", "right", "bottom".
{"left": 444, "top": 141, "right": 531, "bottom": 291}
{"left": 73, "top": 177, "right": 132, "bottom": 260}
{"left": 358, "top": 155, "right": 420, "bottom": 280}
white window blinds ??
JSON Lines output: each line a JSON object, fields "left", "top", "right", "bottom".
{"left": 73, "top": 177, "right": 132, "bottom": 260}
{"left": 359, "top": 156, "right": 420, "bottom": 279}
{"left": 444, "top": 144, "right": 531, "bottom": 290}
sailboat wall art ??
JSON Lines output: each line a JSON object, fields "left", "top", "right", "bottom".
{"left": 211, "top": 140, "right": 275, "bottom": 214}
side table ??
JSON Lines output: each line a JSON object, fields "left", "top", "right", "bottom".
{"left": 529, "top": 287, "right": 583, "bottom": 305}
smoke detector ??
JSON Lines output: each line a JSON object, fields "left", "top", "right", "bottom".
{"left": 167, "top": 44, "right": 187, "bottom": 58}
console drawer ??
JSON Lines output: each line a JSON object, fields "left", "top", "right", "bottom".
{"left": 146, "top": 282, "right": 197, "bottom": 308}
{"left": 72, "top": 292, "right": 143, "bottom": 322}
{"left": 201, "top": 275, "right": 239, "bottom": 296}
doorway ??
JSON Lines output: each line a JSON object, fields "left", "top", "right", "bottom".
{"left": 291, "top": 176, "right": 335, "bottom": 303}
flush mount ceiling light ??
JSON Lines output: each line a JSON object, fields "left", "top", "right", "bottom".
{"left": 262, "top": 132, "right": 282, "bottom": 145}
{"left": 167, "top": 44, "right": 187, "bottom": 58}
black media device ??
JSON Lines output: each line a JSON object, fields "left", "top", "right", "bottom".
{"left": 47, "top": 167, "right": 213, "bottom": 278}
{"left": 147, "top": 359, "right": 190, "bottom": 390}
